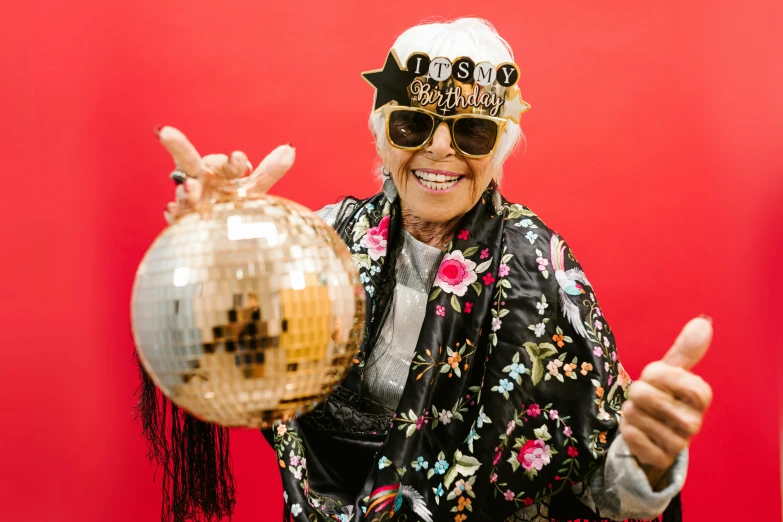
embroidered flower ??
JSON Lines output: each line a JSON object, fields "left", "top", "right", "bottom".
{"left": 434, "top": 250, "right": 478, "bottom": 296}
{"left": 599, "top": 432, "right": 607, "bottom": 444}
{"left": 523, "top": 497, "right": 535, "bottom": 506}
{"left": 464, "top": 301, "right": 473, "bottom": 313}
{"left": 480, "top": 248, "right": 489, "bottom": 259}
{"left": 497, "top": 379, "right": 514, "bottom": 393}
{"left": 519, "top": 219, "right": 534, "bottom": 228}
{"left": 360, "top": 214, "right": 389, "bottom": 261}
{"left": 506, "top": 362, "right": 525, "bottom": 380}
{"left": 491, "top": 317, "right": 502, "bottom": 331}
{"left": 289, "top": 452, "right": 299, "bottom": 467}
{"left": 518, "top": 439, "right": 551, "bottom": 471}
{"left": 457, "top": 229, "right": 469, "bottom": 240}
{"left": 603, "top": 336, "right": 611, "bottom": 348}
{"left": 547, "top": 359, "right": 563, "bottom": 376}
{"left": 564, "top": 426, "right": 573, "bottom": 437}
{"left": 498, "top": 263, "right": 510, "bottom": 277}
{"left": 534, "top": 323, "right": 546, "bottom": 337}
{"left": 448, "top": 352, "right": 462, "bottom": 369}
{"left": 490, "top": 473, "right": 498, "bottom": 483}
{"left": 567, "top": 446, "right": 579, "bottom": 458}
{"left": 365, "top": 285, "right": 375, "bottom": 296}
{"left": 453, "top": 479, "right": 472, "bottom": 497}
{"left": 504, "top": 489, "right": 515, "bottom": 501}
{"left": 536, "top": 256, "right": 549, "bottom": 269}
{"left": 525, "top": 231, "right": 538, "bottom": 244}
{"left": 594, "top": 320, "right": 603, "bottom": 330}
{"left": 549, "top": 410, "right": 559, "bottom": 420}
{"left": 290, "top": 503, "right": 302, "bottom": 517}
{"left": 552, "top": 333, "right": 564, "bottom": 347}
{"left": 564, "top": 363, "right": 577, "bottom": 378}
{"left": 612, "top": 351, "right": 617, "bottom": 362}
{"left": 476, "top": 411, "right": 489, "bottom": 428}
{"left": 435, "top": 305, "right": 446, "bottom": 316}
{"left": 596, "top": 386, "right": 604, "bottom": 399}
{"left": 506, "top": 420, "right": 515, "bottom": 436}
{"left": 276, "top": 423, "right": 288, "bottom": 437}
{"left": 455, "top": 515, "right": 467, "bottom": 522}
{"left": 434, "top": 483, "right": 444, "bottom": 497}
{"left": 581, "top": 362, "right": 593, "bottom": 376}
{"left": 618, "top": 363, "right": 632, "bottom": 390}
{"left": 483, "top": 272, "right": 496, "bottom": 286}
{"left": 439, "top": 409, "right": 453, "bottom": 425}
{"left": 434, "top": 459, "right": 449, "bottom": 475}
{"left": 526, "top": 404, "right": 541, "bottom": 417}
{"left": 536, "top": 301, "right": 549, "bottom": 315}
{"left": 378, "top": 456, "right": 391, "bottom": 469}
{"left": 414, "top": 456, "right": 429, "bottom": 471}
{"left": 592, "top": 346, "right": 603, "bottom": 357}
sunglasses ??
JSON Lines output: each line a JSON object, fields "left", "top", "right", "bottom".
{"left": 383, "top": 107, "right": 507, "bottom": 158}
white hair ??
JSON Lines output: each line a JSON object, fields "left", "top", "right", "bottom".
{"left": 369, "top": 18, "right": 525, "bottom": 177}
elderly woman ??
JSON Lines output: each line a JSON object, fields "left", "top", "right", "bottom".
{"left": 143, "top": 17, "right": 712, "bottom": 522}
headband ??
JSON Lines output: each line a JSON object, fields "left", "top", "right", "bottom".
{"left": 362, "top": 49, "right": 531, "bottom": 123}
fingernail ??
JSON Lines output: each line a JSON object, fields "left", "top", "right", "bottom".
{"left": 699, "top": 314, "right": 713, "bottom": 324}
{"left": 288, "top": 142, "right": 295, "bottom": 148}
{"left": 154, "top": 125, "right": 163, "bottom": 138}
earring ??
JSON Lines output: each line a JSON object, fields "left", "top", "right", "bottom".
{"left": 382, "top": 168, "right": 398, "bottom": 202}
{"left": 491, "top": 182, "right": 503, "bottom": 214}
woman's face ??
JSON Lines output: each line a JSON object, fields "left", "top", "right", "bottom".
{"left": 381, "top": 123, "right": 501, "bottom": 225}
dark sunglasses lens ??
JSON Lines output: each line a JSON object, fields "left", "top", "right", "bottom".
{"left": 453, "top": 117, "right": 498, "bottom": 156}
{"left": 388, "top": 110, "right": 434, "bottom": 148}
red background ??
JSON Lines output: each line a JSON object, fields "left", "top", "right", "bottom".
{"left": 1, "top": 1, "right": 781, "bottom": 520}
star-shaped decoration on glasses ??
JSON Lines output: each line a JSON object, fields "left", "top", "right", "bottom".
{"left": 501, "top": 85, "right": 531, "bottom": 125}
{"left": 361, "top": 50, "right": 418, "bottom": 111}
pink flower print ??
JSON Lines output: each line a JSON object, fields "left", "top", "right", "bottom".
{"left": 493, "top": 451, "right": 502, "bottom": 465}
{"left": 595, "top": 307, "right": 602, "bottom": 317}
{"left": 289, "top": 454, "right": 300, "bottom": 467}
{"left": 490, "top": 473, "right": 498, "bottom": 483}
{"left": 276, "top": 424, "right": 288, "bottom": 436}
{"left": 523, "top": 497, "right": 535, "bottom": 506}
{"left": 517, "top": 439, "right": 551, "bottom": 471}
{"left": 549, "top": 410, "right": 559, "bottom": 420}
{"left": 360, "top": 215, "right": 390, "bottom": 261}
{"left": 592, "top": 346, "right": 603, "bottom": 357}
{"left": 464, "top": 302, "right": 473, "bottom": 314}
{"left": 498, "top": 264, "right": 510, "bottom": 277}
{"left": 435, "top": 305, "right": 445, "bottom": 316}
{"left": 483, "top": 273, "right": 495, "bottom": 286}
{"left": 458, "top": 229, "right": 469, "bottom": 240}
{"left": 434, "top": 250, "right": 477, "bottom": 296}
{"left": 563, "top": 426, "right": 573, "bottom": 437}
{"left": 594, "top": 320, "right": 603, "bottom": 330}
{"left": 611, "top": 351, "right": 617, "bottom": 362}
{"left": 504, "top": 489, "right": 515, "bottom": 501}
{"left": 567, "top": 446, "right": 579, "bottom": 458}
{"left": 506, "top": 420, "right": 516, "bottom": 436}
{"left": 416, "top": 416, "right": 425, "bottom": 430}
{"left": 526, "top": 404, "right": 541, "bottom": 417}
{"left": 480, "top": 248, "right": 489, "bottom": 259}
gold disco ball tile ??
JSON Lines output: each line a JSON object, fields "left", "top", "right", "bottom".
{"left": 131, "top": 196, "right": 364, "bottom": 428}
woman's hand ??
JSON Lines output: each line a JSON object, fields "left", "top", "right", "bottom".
{"left": 619, "top": 317, "right": 713, "bottom": 488}
{"left": 156, "top": 126, "right": 296, "bottom": 224}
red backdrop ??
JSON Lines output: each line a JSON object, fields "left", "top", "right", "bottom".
{"left": 1, "top": 1, "right": 781, "bottom": 520}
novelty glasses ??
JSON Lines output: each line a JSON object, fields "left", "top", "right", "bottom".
{"left": 383, "top": 106, "right": 507, "bottom": 158}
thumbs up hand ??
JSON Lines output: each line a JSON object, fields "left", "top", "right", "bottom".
{"left": 620, "top": 317, "right": 714, "bottom": 481}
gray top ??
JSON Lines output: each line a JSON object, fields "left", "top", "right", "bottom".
{"left": 316, "top": 202, "right": 686, "bottom": 521}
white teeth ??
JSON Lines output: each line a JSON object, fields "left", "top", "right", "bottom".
{"left": 413, "top": 170, "right": 460, "bottom": 182}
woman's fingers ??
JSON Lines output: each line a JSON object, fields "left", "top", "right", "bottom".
{"left": 627, "top": 380, "right": 703, "bottom": 439}
{"left": 157, "top": 126, "right": 203, "bottom": 178}
{"left": 246, "top": 144, "right": 296, "bottom": 195}
{"left": 621, "top": 399, "right": 690, "bottom": 457}
{"left": 620, "top": 421, "right": 675, "bottom": 470}
{"left": 227, "top": 150, "right": 252, "bottom": 179}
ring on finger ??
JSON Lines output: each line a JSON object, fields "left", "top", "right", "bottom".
{"left": 170, "top": 168, "right": 190, "bottom": 185}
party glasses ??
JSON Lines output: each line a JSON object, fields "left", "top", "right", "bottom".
{"left": 384, "top": 106, "right": 507, "bottom": 158}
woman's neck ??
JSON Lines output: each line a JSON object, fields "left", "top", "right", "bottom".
{"left": 401, "top": 206, "right": 461, "bottom": 250}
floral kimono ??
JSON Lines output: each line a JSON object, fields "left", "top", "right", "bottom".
{"left": 263, "top": 185, "right": 678, "bottom": 522}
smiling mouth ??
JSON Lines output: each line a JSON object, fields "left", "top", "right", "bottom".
{"left": 412, "top": 169, "right": 464, "bottom": 191}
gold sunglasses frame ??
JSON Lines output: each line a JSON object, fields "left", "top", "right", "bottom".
{"left": 382, "top": 106, "right": 507, "bottom": 159}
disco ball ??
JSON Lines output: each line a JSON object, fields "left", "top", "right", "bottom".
{"left": 131, "top": 194, "right": 365, "bottom": 428}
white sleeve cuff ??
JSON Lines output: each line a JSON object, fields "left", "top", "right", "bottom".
{"left": 585, "top": 433, "right": 688, "bottom": 520}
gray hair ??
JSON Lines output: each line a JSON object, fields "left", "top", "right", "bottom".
{"left": 369, "top": 18, "right": 526, "bottom": 178}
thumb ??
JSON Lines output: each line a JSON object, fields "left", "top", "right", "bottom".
{"left": 661, "top": 316, "right": 713, "bottom": 370}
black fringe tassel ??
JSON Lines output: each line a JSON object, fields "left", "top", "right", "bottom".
{"left": 133, "top": 349, "right": 236, "bottom": 521}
